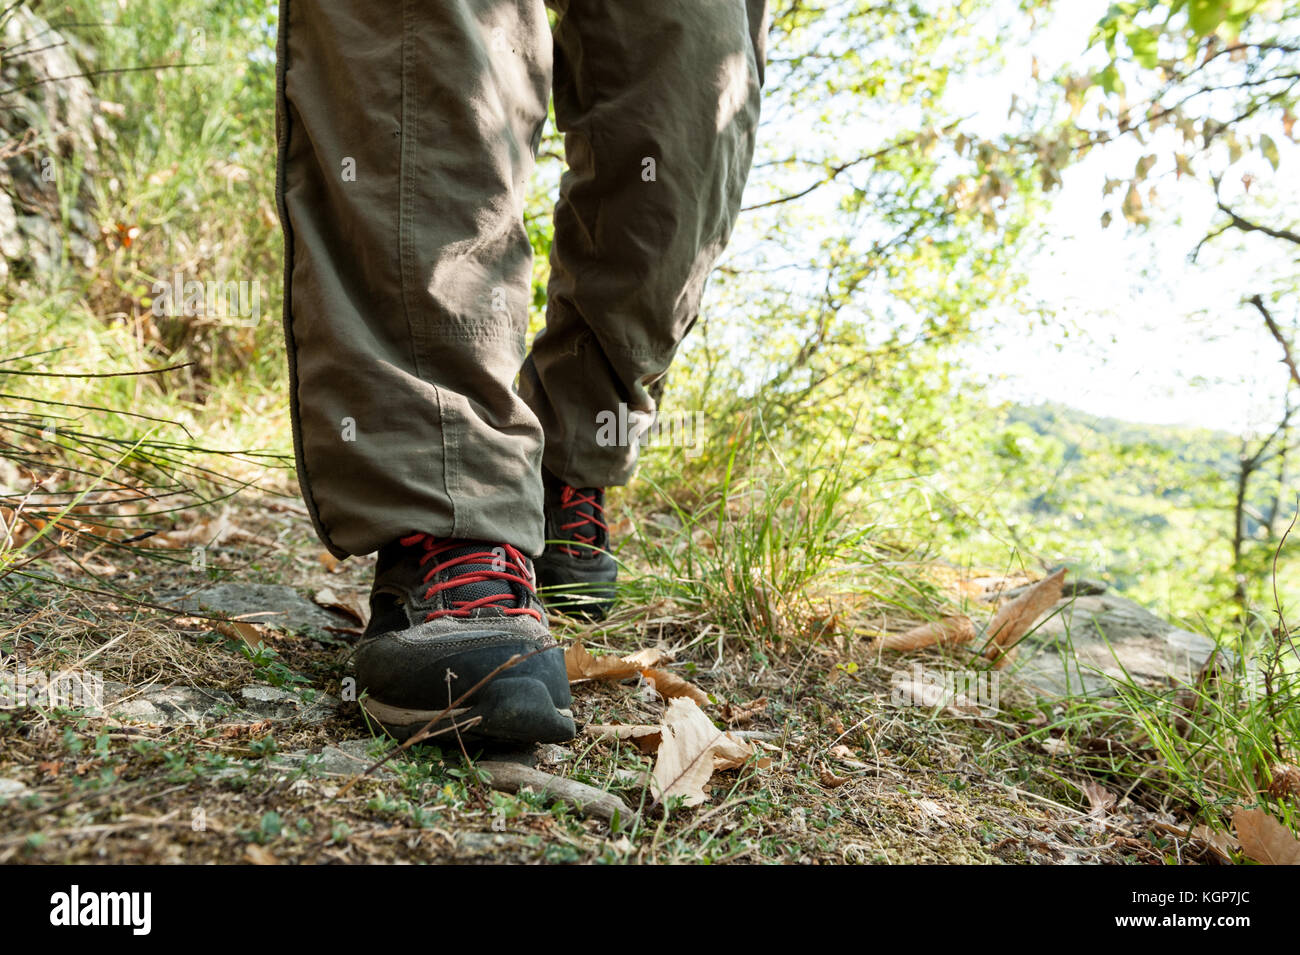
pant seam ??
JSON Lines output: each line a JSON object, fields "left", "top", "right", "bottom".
{"left": 275, "top": 0, "right": 344, "bottom": 559}
{"left": 398, "top": 0, "right": 458, "bottom": 539}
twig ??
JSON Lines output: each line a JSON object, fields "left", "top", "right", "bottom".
{"left": 477, "top": 761, "right": 637, "bottom": 829}
{"left": 334, "top": 649, "right": 547, "bottom": 797}
{"left": 1249, "top": 294, "right": 1300, "bottom": 389}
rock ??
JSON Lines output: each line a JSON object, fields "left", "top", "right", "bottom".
{"left": 165, "top": 583, "right": 354, "bottom": 639}
{"left": 236, "top": 685, "right": 340, "bottom": 722}
{"left": 0, "top": 7, "right": 111, "bottom": 280}
{"left": 283, "top": 738, "right": 396, "bottom": 779}
{"left": 108, "top": 699, "right": 164, "bottom": 722}
{"left": 1014, "top": 593, "right": 1222, "bottom": 697}
{"left": 0, "top": 778, "right": 30, "bottom": 801}
{"left": 140, "top": 686, "right": 235, "bottom": 722}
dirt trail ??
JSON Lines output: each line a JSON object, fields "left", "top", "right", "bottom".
{"left": 0, "top": 501, "right": 1205, "bottom": 864}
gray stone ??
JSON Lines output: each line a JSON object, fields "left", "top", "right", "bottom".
{"left": 0, "top": 778, "right": 30, "bottom": 801}
{"left": 285, "top": 738, "right": 396, "bottom": 779}
{"left": 166, "top": 583, "right": 353, "bottom": 638}
{"left": 141, "top": 685, "right": 235, "bottom": 722}
{"left": 235, "top": 685, "right": 341, "bottom": 722}
{"left": 1013, "top": 593, "right": 1222, "bottom": 697}
{"left": 108, "top": 699, "right": 164, "bottom": 722}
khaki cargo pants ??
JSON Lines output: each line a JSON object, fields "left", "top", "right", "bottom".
{"left": 275, "top": 0, "right": 767, "bottom": 558}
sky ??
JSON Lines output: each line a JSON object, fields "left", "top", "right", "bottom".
{"left": 951, "top": 0, "right": 1295, "bottom": 436}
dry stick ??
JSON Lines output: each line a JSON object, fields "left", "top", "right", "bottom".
{"left": 0, "top": 361, "right": 196, "bottom": 379}
{"left": 333, "top": 649, "right": 547, "bottom": 799}
{"left": 476, "top": 761, "right": 636, "bottom": 828}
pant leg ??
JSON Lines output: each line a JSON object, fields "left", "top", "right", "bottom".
{"left": 275, "top": 0, "right": 551, "bottom": 558}
{"left": 520, "top": 0, "right": 769, "bottom": 489}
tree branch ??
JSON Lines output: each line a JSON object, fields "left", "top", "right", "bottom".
{"left": 1249, "top": 294, "right": 1300, "bottom": 390}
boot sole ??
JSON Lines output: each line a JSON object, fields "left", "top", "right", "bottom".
{"left": 361, "top": 676, "right": 576, "bottom": 745}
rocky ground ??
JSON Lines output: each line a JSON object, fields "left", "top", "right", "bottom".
{"left": 0, "top": 498, "right": 1236, "bottom": 865}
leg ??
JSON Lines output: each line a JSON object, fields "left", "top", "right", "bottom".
{"left": 521, "top": 0, "right": 769, "bottom": 489}
{"left": 277, "top": 0, "right": 575, "bottom": 744}
{"left": 277, "top": 0, "right": 552, "bottom": 559}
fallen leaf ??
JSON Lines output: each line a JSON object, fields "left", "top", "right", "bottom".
{"left": 983, "top": 567, "right": 1066, "bottom": 664}
{"left": 565, "top": 642, "right": 669, "bottom": 682}
{"left": 1082, "top": 780, "right": 1116, "bottom": 814}
{"left": 151, "top": 512, "right": 275, "bottom": 550}
{"left": 623, "top": 647, "right": 672, "bottom": 669}
{"left": 819, "top": 761, "right": 850, "bottom": 788}
{"left": 215, "top": 620, "right": 266, "bottom": 651}
{"left": 1266, "top": 762, "right": 1300, "bottom": 800}
{"left": 720, "top": 696, "right": 768, "bottom": 726}
{"left": 915, "top": 799, "right": 948, "bottom": 819}
{"left": 1233, "top": 808, "right": 1300, "bottom": 864}
{"left": 244, "top": 844, "right": 280, "bottom": 865}
{"left": 318, "top": 551, "right": 343, "bottom": 573}
{"left": 1190, "top": 825, "right": 1239, "bottom": 864}
{"left": 218, "top": 720, "right": 273, "bottom": 739}
{"left": 641, "top": 667, "right": 709, "bottom": 706}
{"left": 312, "top": 587, "right": 371, "bottom": 627}
{"left": 651, "top": 697, "right": 759, "bottom": 807}
{"left": 586, "top": 723, "right": 663, "bottom": 754}
{"left": 1041, "top": 737, "right": 1073, "bottom": 756}
{"left": 881, "top": 615, "right": 975, "bottom": 652}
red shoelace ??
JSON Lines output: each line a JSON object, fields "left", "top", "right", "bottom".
{"left": 558, "top": 485, "right": 608, "bottom": 558}
{"left": 400, "top": 533, "right": 541, "bottom": 622}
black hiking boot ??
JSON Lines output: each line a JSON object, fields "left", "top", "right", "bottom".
{"left": 353, "top": 534, "right": 575, "bottom": 744}
{"left": 533, "top": 471, "right": 618, "bottom": 620}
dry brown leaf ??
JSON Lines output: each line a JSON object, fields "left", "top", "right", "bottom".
{"left": 983, "top": 567, "right": 1066, "bottom": 663}
{"left": 1041, "top": 737, "right": 1073, "bottom": 756}
{"left": 989, "top": 645, "right": 1018, "bottom": 669}
{"left": 623, "top": 647, "right": 673, "bottom": 669}
{"left": 1233, "top": 808, "right": 1300, "bottom": 864}
{"left": 214, "top": 620, "right": 266, "bottom": 651}
{"left": 641, "top": 667, "right": 709, "bottom": 706}
{"left": 1266, "top": 762, "right": 1300, "bottom": 800}
{"left": 1082, "top": 780, "right": 1116, "bottom": 814}
{"left": 150, "top": 514, "right": 254, "bottom": 550}
{"left": 564, "top": 642, "right": 670, "bottom": 682}
{"left": 218, "top": 720, "right": 273, "bottom": 739}
{"left": 318, "top": 551, "right": 344, "bottom": 574}
{"left": 1190, "top": 825, "right": 1239, "bottom": 864}
{"left": 651, "top": 697, "right": 760, "bottom": 807}
{"left": 881, "top": 615, "right": 976, "bottom": 652}
{"left": 720, "top": 696, "right": 768, "bottom": 726}
{"left": 585, "top": 723, "right": 663, "bottom": 754}
{"left": 244, "top": 844, "right": 280, "bottom": 865}
{"left": 819, "top": 761, "right": 850, "bottom": 788}
{"left": 312, "top": 587, "right": 371, "bottom": 627}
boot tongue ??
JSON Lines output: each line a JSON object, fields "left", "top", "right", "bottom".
{"left": 561, "top": 487, "right": 606, "bottom": 547}
{"left": 435, "top": 542, "right": 521, "bottom": 608}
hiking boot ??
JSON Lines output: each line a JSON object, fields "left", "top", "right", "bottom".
{"left": 533, "top": 471, "right": 618, "bottom": 620}
{"left": 353, "top": 533, "right": 575, "bottom": 744}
